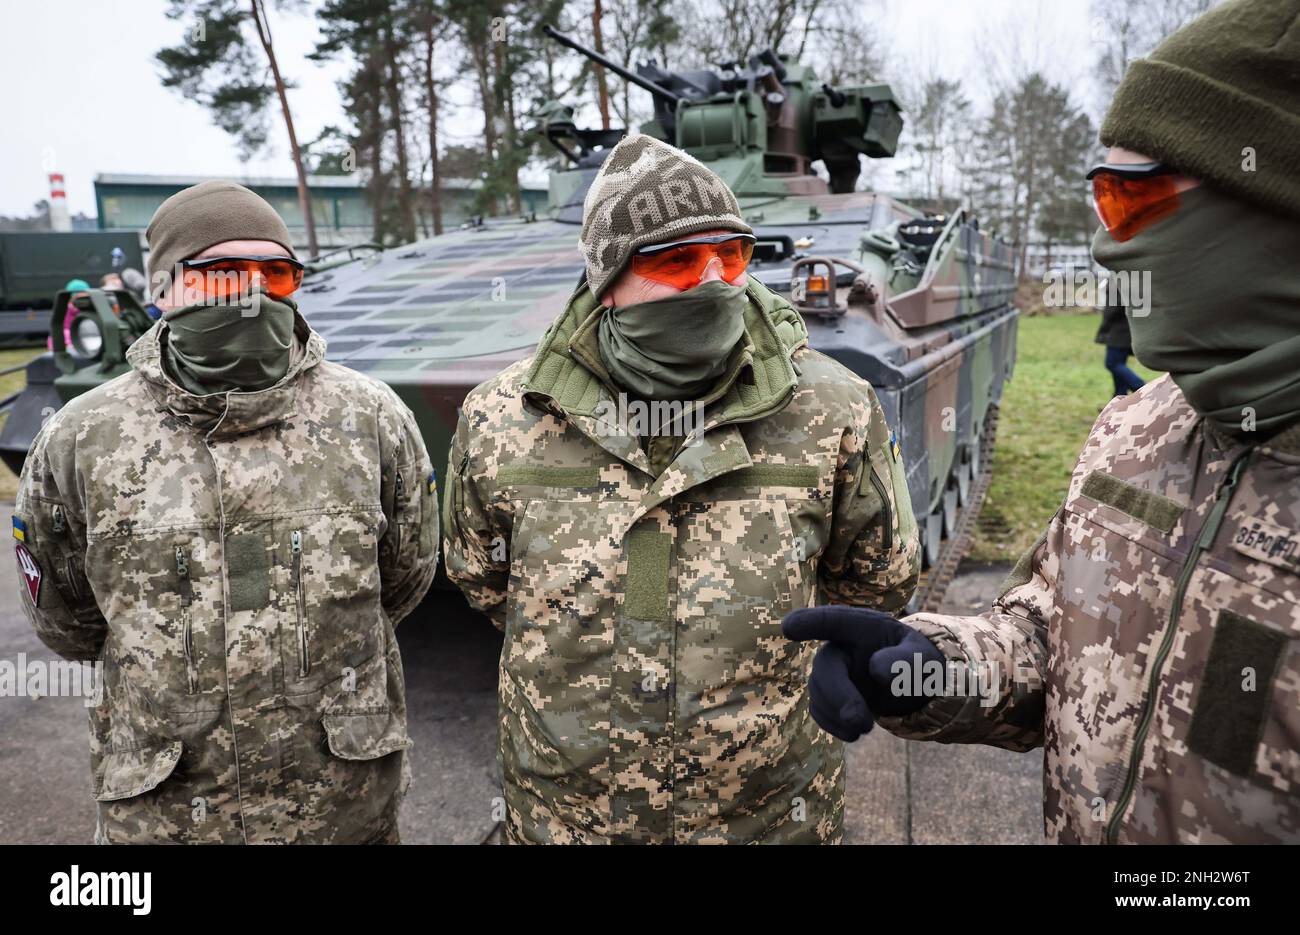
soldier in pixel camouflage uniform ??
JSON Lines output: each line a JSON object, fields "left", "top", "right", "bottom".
{"left": 14, "top": 181, "right": 439, "bottom": 843}
{"left": 443, "top": 133, "right": 920, "bottom": 844}
{"left": 785, "top": 0, "right": 1300, "bottom": 843}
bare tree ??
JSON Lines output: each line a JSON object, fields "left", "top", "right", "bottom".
{"left": 797, "top": 0, "right": 885, "bottom": 85}
{"left": 157, "top": 0, "right": 320, "bottom": 257}
{"left": 414, "top": 1, "right": 446, "bottom": 236}
{"left": 674, "top": 0, "right": 806, "bottom": 66}
{"left": 597, "top": 0, "right": 681, "bottom": 130}
{"left": 591, "top": 0, "right": 612, "bottom": 129}
{"left": 968, "top": 73, "right": 1093, "bottom": 277}
{"left": 1091, "top": 0, "right": 1223, "bottom": 112}
{"left": 905, "top": 77, "right": 973, "bottom": 204}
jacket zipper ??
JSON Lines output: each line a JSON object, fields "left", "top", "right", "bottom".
{"left": 394, "top": 469, "right": 411, "bottom": 552}
{"left": 51, "top": 505, "right": 82, "bottom": 599}
{"left": 291, "top": 529, "right": 309, "bottom": 677}
{"left": 454, "top": 452, "right": 469, "bottom": 530}
{"left": 175, "top": 546, "right": 196, "bottom": 694}
{"left": 1104, "top": 448, "right": 1252, "bottom": 844}
{"left": 866, "top": 462, "right": 894, "bottom": 552}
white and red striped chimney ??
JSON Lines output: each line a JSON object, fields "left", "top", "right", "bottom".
{"left": 48, "top": 172, "right": 71, "bottom": 232}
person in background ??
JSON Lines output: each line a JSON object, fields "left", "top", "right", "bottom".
{"left": 118, "top": 267, "right": 161, "bottom": 319}
{"left": 48, "top": 278, "right": 91, "bottom": 352}
{"left": 1096, "top": 297, "right": 1145, "bottom": 396}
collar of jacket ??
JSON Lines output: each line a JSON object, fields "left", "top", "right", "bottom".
{"left": 1268, "top": 419, "right": 1300, "bottom": 456}
{"left": 522, "top": 277, "right": 808, "bottom": 428}
{"left": 1200, "top": 407, "right": 1300, "bottom": 459}
{"left": 126, "top": 309, "right": 326, "bottom": 438}
{"left": 521, "top": 277, "right": 809, "bottom": 529}
{"left": 1237, "top": 414, "right": 1300, "bottom": 458}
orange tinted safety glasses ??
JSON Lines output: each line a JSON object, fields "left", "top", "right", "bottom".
{"left": 180, "top": 255, "right": 305, "bottom": 299}
{"left": 1086, "top": 162, "right": 1180, "bottom": 242}
{"left": 630, "top": 233, "right": 756, "bottom": 289}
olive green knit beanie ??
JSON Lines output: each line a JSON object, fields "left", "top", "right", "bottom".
{"left": 1100, "top": 0, "right": 1300, "bottom": 219}
{"left": 146, "top": 180, "right": 297, "bottom": 300}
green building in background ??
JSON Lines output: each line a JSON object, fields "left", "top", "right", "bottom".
{"left": 94, "top": 173, "right": 548, "bottom": 257}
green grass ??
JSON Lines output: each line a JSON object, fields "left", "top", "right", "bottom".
{"left": 0, "top": 347, "right": 44, "bottom": 502}
{"left": 968, "top": 312, "right": 1160, "bottom": 563}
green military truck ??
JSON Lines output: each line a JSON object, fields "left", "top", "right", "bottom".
{"left": 0, "top": 231, "right": 144, "bottom": 339}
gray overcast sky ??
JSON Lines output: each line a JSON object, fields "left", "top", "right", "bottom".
{"left": 0, "top": 0, "right": 1094, "bottom": 218}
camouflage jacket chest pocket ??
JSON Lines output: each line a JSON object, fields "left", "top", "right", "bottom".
{"left": 1066, "top": 470, "right": 1186, "bottom": 555}
{"left": 1059, "top": 471, "right": 1184, "bottom": 633}
{"left": 681, "top": 462, "right": 828, "bottom": 610}
{"left": 505, "top": 495, "right": 631, "bottom": 639}
{"left": 87, "top": 528, "right": 220, "bottom": 708}
{"left": 1067, "top": 467, "right": 1300, "bottom": 801}
{"left": 1184, "top": 607, "right": 1300, "bottom": 799}
{"left": 389, "top": 465, "right": 438, "bottom": 568}
{"left": 671, "top": 494, "right": 815, "bottom": 685}
{"left": 274, "top": 512, "right": 384, "bottom": 696}
{"left": 1049, "top": 472, "right": 1186, "bottom": 773}
{"left": 1192, "top": 511, "right": 1300, "bottom": 797}
{"left": 87, "top": 513, "right": 384, "bottom": 703}
{"left": 502, "top": 491, "right": 814, "bottom": 688}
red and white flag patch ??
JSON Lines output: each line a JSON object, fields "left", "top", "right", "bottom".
{"left": 15, "top": 542, "right": 41, "bottom": 604}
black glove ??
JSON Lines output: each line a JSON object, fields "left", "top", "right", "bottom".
{"left": 782, "top": 604, "right": 945, "bottom": 742}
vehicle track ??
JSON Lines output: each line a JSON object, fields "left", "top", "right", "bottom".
{"left": 909, "top": 404, "right": 1000, "bottom": 614}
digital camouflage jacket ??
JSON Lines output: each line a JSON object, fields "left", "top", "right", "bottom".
{"left": 883, "top": 375, "right": 1300, "bottom": 843}
{"left": 444, "top": 279, "right": 920, "bottom": 844}
{"left": 14, "top": 312, "right": 438, "bottom": 843}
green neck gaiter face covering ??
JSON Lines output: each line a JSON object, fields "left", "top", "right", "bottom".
{"left": 163, "top": 294, "right": 296, "bottom": 396}
{"left": 597, "top": 279, "right": 748, "bottom": 401}
{"left": 1091, "top": 186, "right": 1300, "bottom": 438}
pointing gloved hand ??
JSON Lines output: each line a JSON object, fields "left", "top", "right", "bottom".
{"left": 782, "top": 605, "right": 945, "bottom": 742}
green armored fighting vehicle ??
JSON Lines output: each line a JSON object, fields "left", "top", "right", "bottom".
{"left": 0, "top": 28, "right": 1017, "bottom": 609}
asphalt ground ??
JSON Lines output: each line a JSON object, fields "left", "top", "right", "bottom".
{"left": 0, "top": 512, "right": 1042, "bottom": 844}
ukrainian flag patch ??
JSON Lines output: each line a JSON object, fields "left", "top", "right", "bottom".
{"left": 889, "top": 431, "right": 901, "bottom": 462}
{"left": 12, "top": 516, "right": 26, "bottom": 542}
{"left": 427, "top": 470, "right": 437, "bottom": 495}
